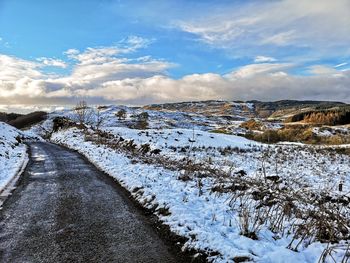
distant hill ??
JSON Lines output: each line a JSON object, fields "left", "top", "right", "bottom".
{"left": 143, "top": 100, "right": 256, "bottom": 120}
{"left": 250, "top": 100, "right": 346, "bottom": 119}
{"left": 1, "top": 111, "right": 47, "bottom": 129}
{"left": 0, "top": 112, "right": 23, "bottom": 123}
{"left": 143, "top": 100, "right": 347, "bottom": 122}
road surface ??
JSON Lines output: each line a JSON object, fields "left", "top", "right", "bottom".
{"left": 0, "top": 142, "right": 182, "bottom": 263}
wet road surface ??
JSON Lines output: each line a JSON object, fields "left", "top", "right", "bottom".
{"left": 0, "top": 142, "right": 180, "bottom": 263}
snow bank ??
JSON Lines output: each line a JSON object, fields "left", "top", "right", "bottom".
{"left": 0, "top": 122, "right": 29, "bottom": 192}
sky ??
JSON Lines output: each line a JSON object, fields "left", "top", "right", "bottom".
{"left": 0, "top": 0, "right": 349, "bottom": 112}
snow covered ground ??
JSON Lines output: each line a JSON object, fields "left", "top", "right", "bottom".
{"left": 104, "top": 126, "right": 259, "bottom": 151}
{"left": 102, "top": 126, "right": 349, "bottom": 193}
{"left": 26, "top": 105, "right": 349, "bottom": 262}
{"left": 0, "top": 122, "right": 30, "bottom": 193}
{"left": 51, "top": 124, "right": 350, "bottom": 263}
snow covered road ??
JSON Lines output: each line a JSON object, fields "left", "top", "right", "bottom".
{"left": 0, "top": 142, "right": 184, "bottom": 263}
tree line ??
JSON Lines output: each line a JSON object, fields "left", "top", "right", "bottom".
{"left": 286, "top": 107, "right": 350, "bottom": 125}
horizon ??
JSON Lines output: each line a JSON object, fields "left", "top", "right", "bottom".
{"left": 0, "top": 0, "right": 349, "bottom": 113}
{"left": 1, "top": 98, "right": 348, "bottom": 115}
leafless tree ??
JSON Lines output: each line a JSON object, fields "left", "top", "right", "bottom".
{"left": 94, "top": 106, "right": 106, "bottom": 132}
{"left": 74, "top": 100, "right": 92, "bottom": 127}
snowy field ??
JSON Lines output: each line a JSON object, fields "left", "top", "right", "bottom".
{"left": 51, "top": 124, "right": 350, "bottom": 263}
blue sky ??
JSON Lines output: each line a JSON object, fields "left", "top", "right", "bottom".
{"left": 0, "top": 0, "right": 349, "bottom": 111}
{"left": 0, "top": 0, "right": 237, "bottom": 77}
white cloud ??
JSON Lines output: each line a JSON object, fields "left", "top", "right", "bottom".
{"left": 226, "top": 63, "right": 293, "bottom": 79}
{"left": 0, "top": 54, "right": 43, "bottom": 82}
{"left": 1, "top": 53, "right": 349, "bottom": 106}
{"left": 254, "top": 56, "right": 277, "bottom": 63}
{"left": 64, "top": 36, "right": 154, "bottom": 67}
{"left": 64, "top": 49, "right": 79, "bottom": 56}
{"left": 71, "top": 70, "right": 350, "bottom": 104}
{"left": 0, "top": 38, "right": 176, "bottom": 104}
{"left": 121, "top": 35, "right": 154, "bottom": 51}
{"left": 0, "top": 38, "right": 349, "bottom": 108}
{"left": 335, "top": 62, "right": 348, "bottom": 68}
{"left": 176, "top": 0, "right": 350, "bottom": 56}
{"left": 308, "top": 65, "right": 339, "bottom": 76}
{"left": 261, "top": 30, "right": 296, "bottom": 46}
{"left": 66, "top": 47, "right": 174, "bottom": 84}
{"left": 37, "top": 57, "right": 67, "bottom": 68}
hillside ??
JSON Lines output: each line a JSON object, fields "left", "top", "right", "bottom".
{"left": 143, "top": 100, "right": 256, "bottom": 119}
{"left": 143, "top": 100, "right": 347, "bottom": 121}
{"left": 285, "top": 106, "right": 350, "bottom": 125}
{"left": 0, "top": 111, "right": 47, "bottom": 129}
{"left": 0, "top": 112, "right": 23, "bottom": 123}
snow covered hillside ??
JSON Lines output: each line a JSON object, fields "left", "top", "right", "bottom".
{"left": 0, "top": 122, "right": 30, "bottom": 192}
{"left": 43, "top": 104, "right": 249, "bottom": 132}
{"left": 30, "top": 105, "right": 350, "bottom": 262}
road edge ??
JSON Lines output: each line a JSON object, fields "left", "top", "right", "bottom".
{"left": 0, "top": 144, "right": 29, "bottom": 208}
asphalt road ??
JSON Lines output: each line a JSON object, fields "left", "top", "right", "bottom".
{"left": 0, "top": 142, "right": 181, "bottom": 263}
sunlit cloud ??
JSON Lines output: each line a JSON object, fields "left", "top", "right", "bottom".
{"left": 0, "top": 50, "right": 349, "bottom": 107}
{"left": 0, "top": 32, "right": 349, "bottom": 112}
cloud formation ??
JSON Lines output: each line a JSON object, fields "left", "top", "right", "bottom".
{"left": 176, "top": 0, "right": 350, "bottom": 58}
{"left": 0, "top": 42, "right": 349, "bottom": 109}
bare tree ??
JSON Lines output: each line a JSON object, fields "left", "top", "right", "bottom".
{"left": 74, "top": 100, "right": 92, "bottom": 127}
{"left": 94, "top": 106, "right": 106, "bottom": 132}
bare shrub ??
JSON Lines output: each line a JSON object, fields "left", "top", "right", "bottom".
{"left": 318, "top": 243, "right": 350, "bottom": 263}
{"left": 240, "top": 119, "right": 264, "bottom": 131}
{"left": 236, "top": 195, "right": 261, "bottom": 240}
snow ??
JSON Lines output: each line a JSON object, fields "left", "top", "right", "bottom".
{"left": 23, "top": 104, "right": 348, "bottom": 262}
{"left": 0, "top": 122, "right": 29, "bottom": 192}
{"left": 51, "top": 126, "right": 350, "bottom": 262}
{"left": 103, "top": 127, "right": 259, "bottom": 152}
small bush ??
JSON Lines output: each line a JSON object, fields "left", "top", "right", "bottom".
{"left": 211, "top": 128, "right": 231, "bottom": 135}
{"left": 240, "top": 119, "right": 264, "bottom": 130}
{"left": 245, "top": 125, "right": 349, "bottom": 145}
{"left": 116, "top": 109, "right": 127, "bottom": 120}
